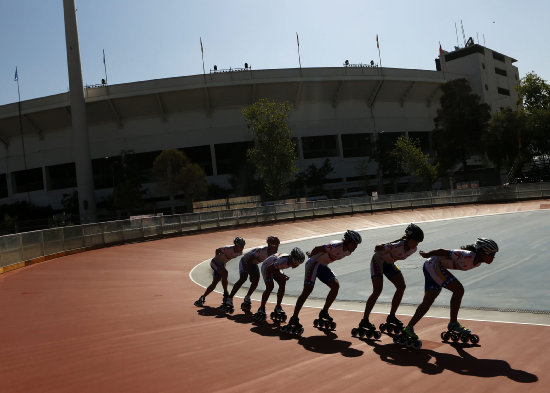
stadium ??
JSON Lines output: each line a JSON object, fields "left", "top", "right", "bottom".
{"left": 0, "top": 41, "right": 519, "bottom": 215}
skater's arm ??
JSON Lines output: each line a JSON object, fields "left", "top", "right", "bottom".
{"left": 307, "top": 245, "right": 326, "bottom": 257}
{"left": 419, "top": 249, "right": 451, "bottom": 258}
{"left": 268, "top": 265, "right": 289, "bottom": 281}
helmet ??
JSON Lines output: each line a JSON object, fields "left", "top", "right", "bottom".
{"left": 289, "top": 247, "right": 306, "bottom": 264}
{"left": 344, "top": 230, "right": 362, "bottom": 244}
{"left": 474, "top": 238, "right": 498, "bottom": 254}
{"left": 405, "top": 223, "right": 424, "bottom": 242}
{"left": 233, "top": 237, "right": 246, "bottom": 247}
{"left": 267, "top": 236, "right": 280, "bottom": 245}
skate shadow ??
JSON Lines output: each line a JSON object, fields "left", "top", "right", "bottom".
{"left": 196, "top": 305, "right": 229, "bottom": 319}
{"left": 296, "top": 331, "right": 364, "bottom": 358}
{"left": 226, "top": 312, "right": 254, "bottom": 324}
{"left": 371, "top": 341, "right": 538, "bottom": 382}
{"left": 250, "top": 322, "right": 286, "bottom": 338}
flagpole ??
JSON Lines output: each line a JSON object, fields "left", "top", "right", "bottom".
{"left": 200, "top": 37, "right": 205, "bottom": 75}
{"left": 103, "top": 49, "right": 108, "bottom": 84}
{"left": 296, "top": 32, "right": 302, "bottom": 69}
{"left": 15, "top": 67, "right": 28, "bottom": 170}
{"left": 376, "top": 35, "right": 382, "bottom": 68}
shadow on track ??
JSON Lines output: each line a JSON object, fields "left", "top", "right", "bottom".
{"left": 362, "top": 339, "right": 538, "bottom": 382}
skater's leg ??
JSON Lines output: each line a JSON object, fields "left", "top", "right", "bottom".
{"left": 292, "top": 284, "right": 314, "bottom": 318}
{"left": 228, "top": 272, "right": 248, "bottom": 299}
{"left": 407, "top": 290, "right": 439, "bottom": 327}
{"left": 260, "top": 282, "right": 274, "bottom": 310}
{"left": 363, "top": 276, "right": 383, "bottom": 320}
{"left": 275, "top": 277, "right": 286, "bottom": 308}
{"left": 445, "top": 280, "right": 464, "bottom": 323}
{"left": 389, "top": 272, "right": 406, "bottom": 316}
{"left": 246, "top": 270, "right": 260, "bottom": 298}
{"left": 203, "top": 276, "right": 221, "bottom": 298}
{"left": 322, "top": 279, "right": 340, "bottom": 312}
{"left": 220, "top": 270, "right": 229, "bottom": 298}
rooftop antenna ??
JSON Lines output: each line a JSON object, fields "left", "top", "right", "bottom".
{"left": 455, "top": 22, "right": 460, "bottom": 48}
{"left": 476, "top": 33, "right": 479, "bottom": 44}
{"left": 483, "top": 33, "right": 486, "bottom": 46}
{"left": 461, "top": 20, "right": 466, "bottom": 46}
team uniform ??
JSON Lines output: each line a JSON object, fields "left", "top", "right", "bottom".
{"left": 423, "top": 250, "right": 479, "bottom": 292}
{"left": 371, "top": 239, "right": 417, "bottom": 279}
{"left": 210, "top": 245, "right": 243, "bottom": 278}
{"left": 261, "top": 253, "right": 293, "bottom": 283}
{"left": 304, "top": 240, "right": 350, "bottom": 286}
{"left": 239, "top": 246, "right": 271, "bottom": 276}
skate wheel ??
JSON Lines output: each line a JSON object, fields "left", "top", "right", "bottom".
{"left": 298, "top": 327, "right": 304, "bottom": 335}
{"left": 351, "top": 328, "right": 358, "bottom": 337}
{"left": 470, "top": 334, "right": 480, "bottom": 344}
{"left": 393, "top": 335, "right": 399, "bottom": 344}
{"left": 442, "top": 332, "right": 450, "bottom": 342}
{"left": 379, "top": 324, "right": 386, "bottom": 333}
{"left": 392, "top": 326, "right": 400, "bottom": 334}
{"left": 313, "top": 319, "right": 319, "bottom": 328}
{"left": 330, "top": 322, "right": 336, "bottom": 330}
{"left": 358, "top": 329, "right": 366, "bottom": 338}
{"left": 282, "top": 315, "right": 287, "bottom": 322}
{"left": 461, "top": 333, "right": 469, "bottom": 343}
{"left": 374, "top": 331, "right": 382, "bottom": 340}
{"left": 451, "top": 333, "right": 459, "bottom": 342}
{"left": 270, "top": 312, "right": 275, "bottom": 320}
{"left": 365, "top": 330, "right": 373, "bottom": 339}
{"left": 413, "top": 340, "right": 422, "bottom": 350}
{"left": 398, "top": 335, "right": 407, "bottom": 345}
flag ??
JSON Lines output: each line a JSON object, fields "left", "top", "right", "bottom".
{"left": 296, "top": 32, "right": 300, "bottom": 48}
{"left": 200, "top": 37, "right": 204, "bottom": 54}
{"left": 439, "top": 42, "right": 444, "bottom": 55}
{"left": 376, "top": 34, "right": 379, "bottom": 49}
{"left": 14, "top": 67, "right": 18, "bottom": 82}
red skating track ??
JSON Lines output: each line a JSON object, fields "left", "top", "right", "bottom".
{"left": 0, "top": 201, "right": 547, "bottom": 393}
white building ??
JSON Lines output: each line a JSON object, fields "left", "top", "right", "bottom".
{"left": 0, "top": 42, "right": 518, "bottom": 211}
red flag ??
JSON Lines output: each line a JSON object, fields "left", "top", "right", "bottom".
{"left": 376, "top": 34, "right": 379, "bottom": 49}
{"left": 439, "top": 42, "right": 444, "bottom": 55}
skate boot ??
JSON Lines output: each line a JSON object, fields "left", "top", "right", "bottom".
{"left": 280, "top": 315, "right": 304, "bottom": 336}
{"left": 351, "top": 318, "right": 381, "bottom": 339}
{"left": 252, "top": 308, "right": 267, "bottom": 323}
{"left": 240, "top": 297, "right": 252, "bottom": 312}
{"left": 380, "top": 314, "right": 404, "bottom": 335}
{"left": 441, "top": 321, "right": 479, "bottom": 344}
{"left": 394, "top": 325, "right": 422, "bottom": 349}
{"left": 270, "top": 305, "right": 287, "bottom": 323}
{"left": 313, "top": 309, "right": 336, "bottom": 330}
{"left": 194, "top": 295, "right": 205, "bottom": 307}
{"left": 217, "top": 295, "right": 233, "bottom": 314}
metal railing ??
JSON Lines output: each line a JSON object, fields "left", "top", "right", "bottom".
{"left": 1, "top": 182, "right": 549, "bottom": 270}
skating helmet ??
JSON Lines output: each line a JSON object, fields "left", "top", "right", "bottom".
{"left": 289, "top": 247, "right": 306, "bottom": 264}
{"left": 233, "top": 237, "right": 246, "bottom": 247}
{"left": 344, "top": 230, "right": 362, "bottom": 244}
{"left": 405, "top": 223, "right": 424, "bottom": 242}
{"left": 474, "top": 238, "right": 498, "bottom": 254}
{"left": 267, "top": 236, "right": 280, "bottom": 245}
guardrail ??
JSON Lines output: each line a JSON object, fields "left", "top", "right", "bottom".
{"left": 1, "top": 182, "right": 549, "bottom": 271}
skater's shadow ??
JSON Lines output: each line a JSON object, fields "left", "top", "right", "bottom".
{"left": 296, "top": 331, "right": 363, "bottom": 358}
{"left": 196, "top": 305, "right": 228, "bottom": 319}
{"left": 226, "top": 312, "right": 254, "bottom": 324}
{"left": 371, "top": 341, "right": 538, "bottom": 382}
{"left": 250, "top": 321, "right": 284, "bottom": 338}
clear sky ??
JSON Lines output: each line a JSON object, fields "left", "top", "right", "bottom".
{"left": 1, "top": 0, "right": 549, "bottom": 106}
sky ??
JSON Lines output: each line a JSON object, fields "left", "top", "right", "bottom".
{"left": 1, "top": 0, "right": 549, "bottom": 106}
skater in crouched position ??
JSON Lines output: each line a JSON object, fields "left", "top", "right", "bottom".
{"left": 281, "top": 230, "right": 362, "bottom": 334}
{"left": 353, "top": 223, "right": 424, "bottom": 339}
{"left": 399, "top": 238, "right": 499, "bottom": 348}
{"left": 227, "top": 236, "right": 280, "bottom": 312}
{"left": 194, "top": 237, "right": 246, "bottom": 313}
{"left": 252, "top": 247, "right": 306, "bottom": 323}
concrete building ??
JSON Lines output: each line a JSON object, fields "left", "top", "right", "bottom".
{"left": 0, "top": 42, "right": 518, "bottom": 212}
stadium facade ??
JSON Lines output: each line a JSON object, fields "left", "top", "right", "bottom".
{"left": 0, "top": 42, "right": 519, "bottom": 211}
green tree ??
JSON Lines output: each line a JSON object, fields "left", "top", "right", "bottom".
{"left": 291, "top": 159, "right": 334, "bottom": 197}
{"left": 391, "top": 136, "right": 439, "bottom": 190}
{"left": 153, "top": 149, "right": 207, "bottom": 214}
{"left": 516, "top": 71, "right": 550, "bottom": 113}
{"left": 371, "top": 132, "right": 401, "bottom": 194}
{"left": 432, "top": 78, "right": 491, "bottom": 177}
{"left": 242, "top": 99, "right": 298, "bottom": 199}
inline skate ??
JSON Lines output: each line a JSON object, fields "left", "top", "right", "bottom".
{"left": 218, "top": 296, "right": 234, "bottom": 314}
{"left": 351, "top": 318, "right": 381, "bottom": 339}
{"left": 393, "top": 325, "right": 422, "bottom": 349}
{"left": 270, "top": 305, "right": 287, "bottom": 323}
{"left": 280, "top": 315, "right": 304, "bottom": 335}
{"left": 441, "top": 321, "right": 479, "bottom": 344}
{"left": 313, "top": 309, "right": 336, "bottom": 330}
{"left": 252, "top": 308, "right": 267, "bottom": 322}
{"left": 194, "top": 295, "right": 205, "bottom": 307}
{"left": 379, "top": 314, "right": 404, "bottom": 336}
{"left": 240, "top": 297, "right": 252, "bottom": 312}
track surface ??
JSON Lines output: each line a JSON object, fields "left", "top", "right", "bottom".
{"left": 1, "top": 201, "right": 548, "bottom": 393}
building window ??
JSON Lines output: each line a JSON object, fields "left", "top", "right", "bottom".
{"left": 497, "top": 87, "right": 510, "bottom": 96}
{"left": 48, "top": 163, "right": 77, "bottom": 190}
{"left": 181, "top": 145, "right": 213, "bottom": 176}
{"left": 495, "top": 67, "right": 507, "bottom": 77}
{"left": 13, "top": 168, "right": 44, "bottom": 193}
{"left": 134, "top": 150, "right": 161, "bottom": 182}
{"left": 302, "top": 135, "right": 338, "bottom": 159}
{"left": 342, "top": 133, "right": 370, "bottom": 158}
{"left": 214, "top": 141, "right": 253, "bottom": 175}
{"left": 92, "top": 156, "right": 121, "bottom": 189}
{"left": 0, "top": 173, "right": 7, "bottom": 198}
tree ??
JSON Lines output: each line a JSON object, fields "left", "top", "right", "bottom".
{"left": 242, "top": 99, "right": 298, "bottom": 199}
{"left": 516, "top": 71, "right": 550, "bottom": 113}
{"left": 432, "top": 78, "right": 491, "bottom": 177}
{"left": 371, "top": 132, "right": 401, "bottom": 194}
{"left": 391, "top": 136, "right": 439, "bottom": 190}
{"left": 291, "top": 159, "right": 334, "bottom": 197}
{"left": 153, "top": 149, "right": 207, "bottom": 214}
